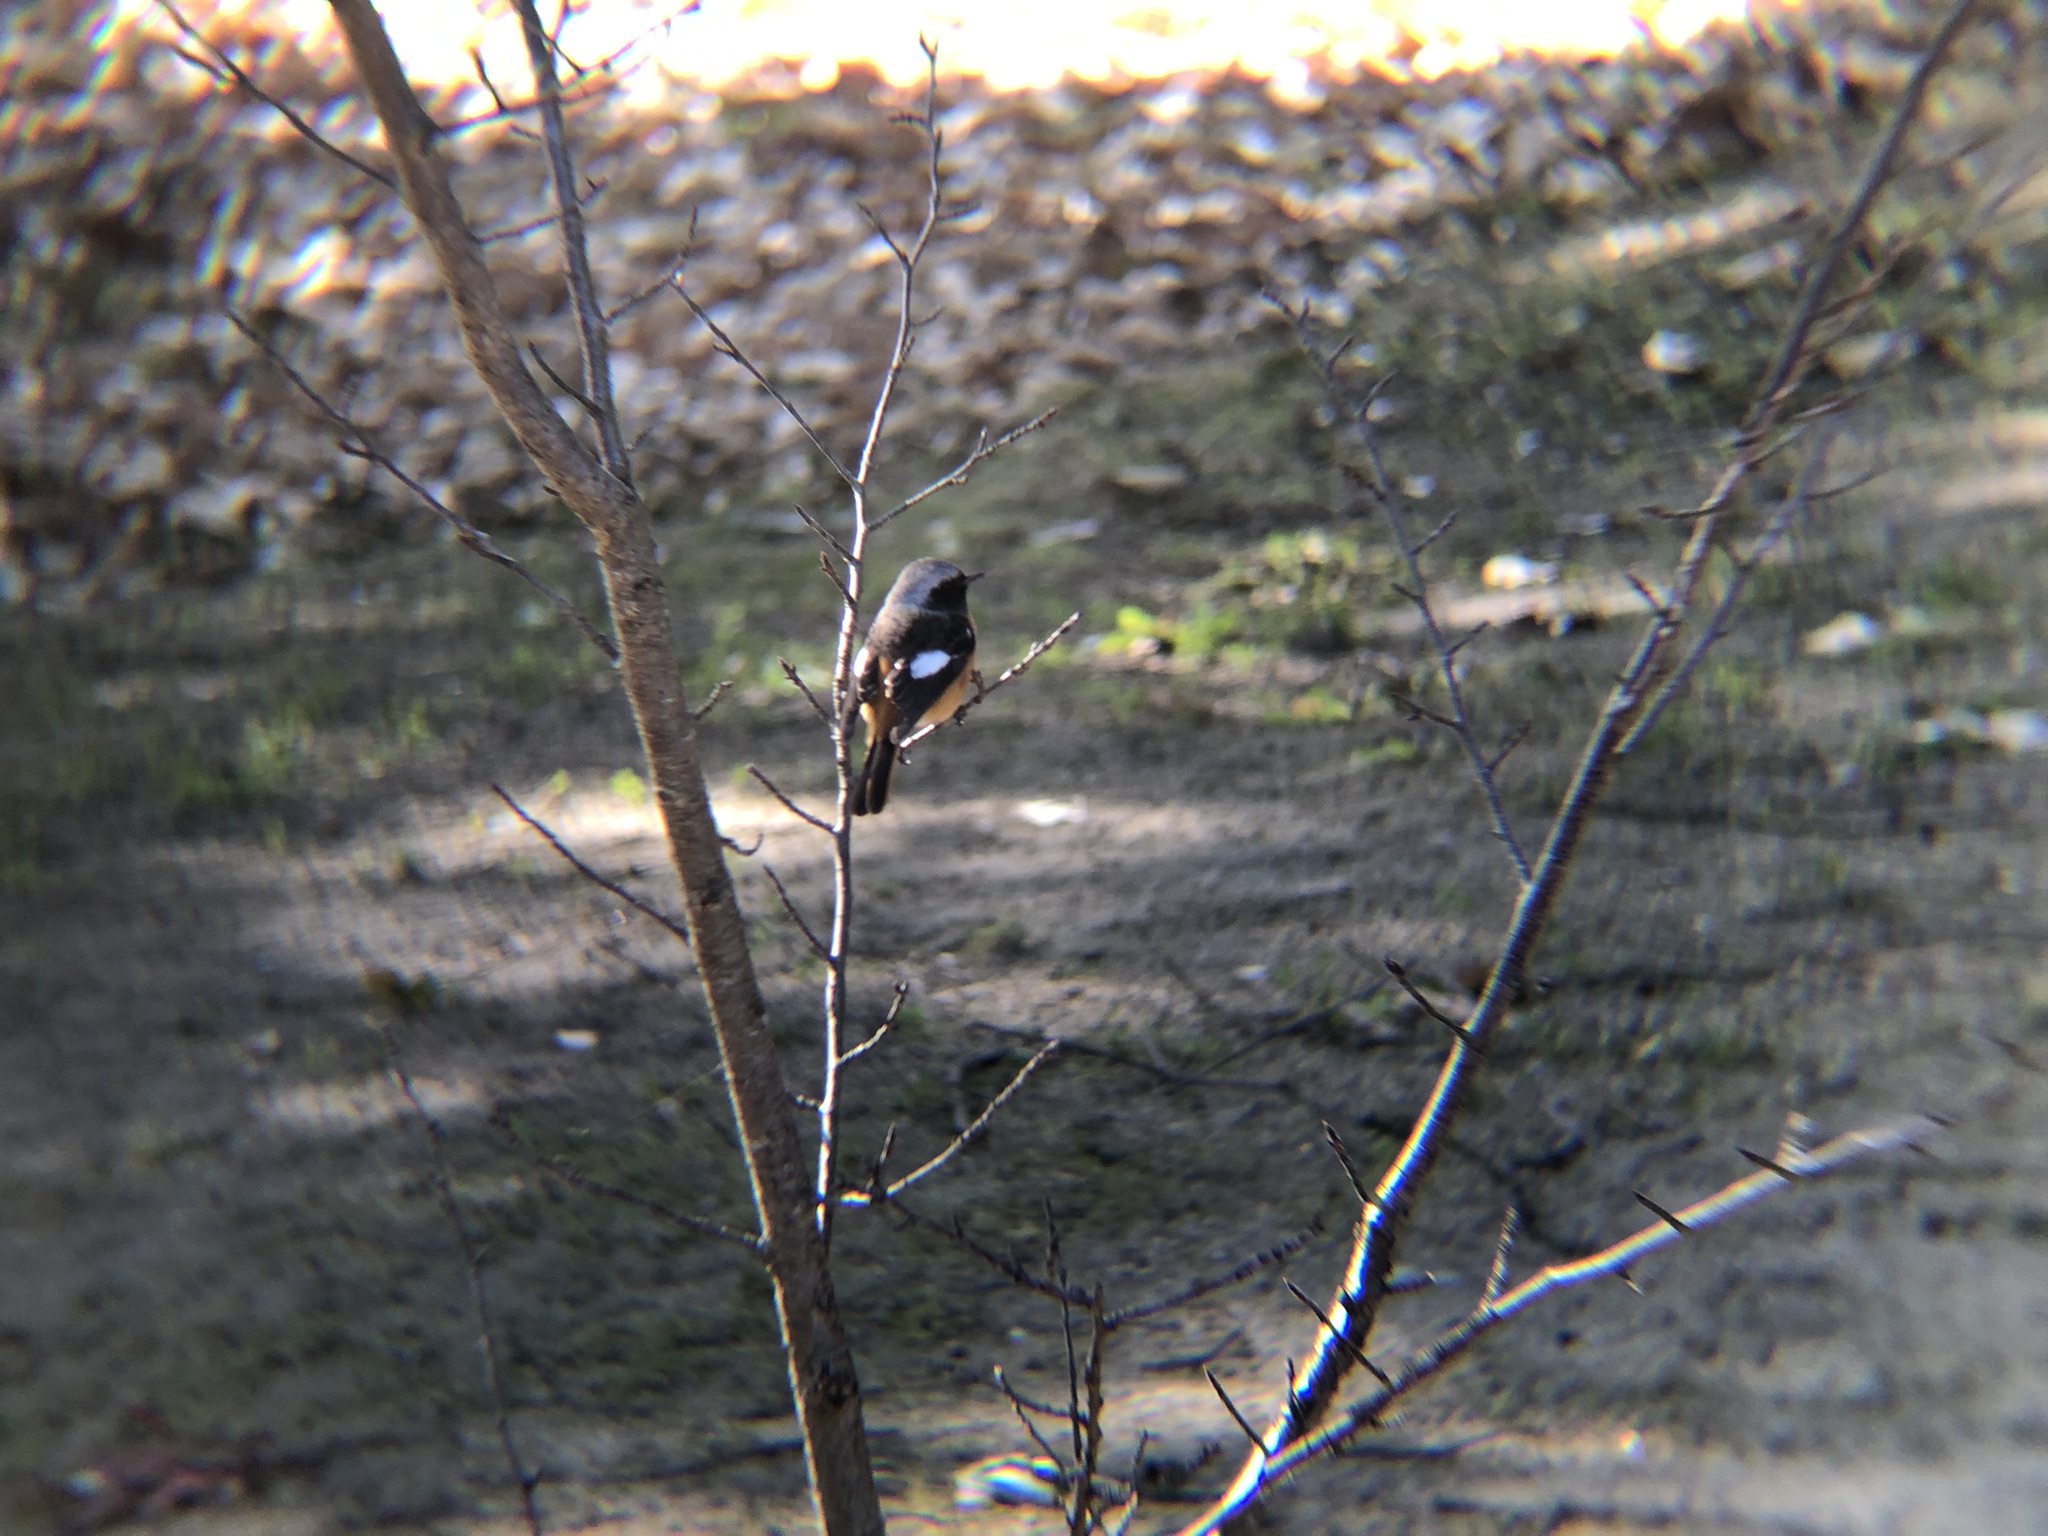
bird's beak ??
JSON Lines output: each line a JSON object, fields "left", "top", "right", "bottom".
{"left": 965, "top": 570, "right": 988, "bottom": 584}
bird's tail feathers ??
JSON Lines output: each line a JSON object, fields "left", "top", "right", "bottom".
{"left": 851, "top": 733, "right": 895, "bottom": 816}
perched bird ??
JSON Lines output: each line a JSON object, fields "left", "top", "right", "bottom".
{"left": 847, "top": 557, "right": 980, "bottom": 816}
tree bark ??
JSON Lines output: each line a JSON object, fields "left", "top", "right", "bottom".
{"left": 323, "top": 4, "right": 882, "bottom": 1528}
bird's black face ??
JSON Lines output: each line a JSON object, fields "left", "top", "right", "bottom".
{"left": 929, "top": 571, "right": 979, "bottom": 612}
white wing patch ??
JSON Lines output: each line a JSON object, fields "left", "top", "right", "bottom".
{"left": 909, "top": 649, "right": 954, "bottom": 679}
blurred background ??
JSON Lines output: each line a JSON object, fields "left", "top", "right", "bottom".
{"left": 4, "top": 0, "right": 2047, "bottom": 1531}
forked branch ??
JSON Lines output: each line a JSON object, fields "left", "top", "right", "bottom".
{"left": 1186, "top": 5, "right": 1984, "bottom": 1528}
{"left": 1235, "top": 1115, "right": 1944, "bottom": 1493}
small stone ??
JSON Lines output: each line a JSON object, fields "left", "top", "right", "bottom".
{"left": 1482, "top": 553, "right": 1558, "bottom": 590}
{"left": 953, "top": 1454, "right": 1061, "bottom": 1510}
{"left": 1824, "top": 330, "right": 1918, "bottom": 380}
{"left": 1015, "top": 799, "right": 1086, "bottom": 828}
{"left": 1110, "top": 463, "right": 1188, "bottom": 493}
{"left": 1802, "top": 612, "right": 1883, "bottom": 658}
{"left": 1642, "top": 329, "right": 1707, "bottom": 375}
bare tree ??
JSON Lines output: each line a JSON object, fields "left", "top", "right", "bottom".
{"left": 223, "top": 7, "right": 1065, "bottom": 1532}
{"left": 1165, "top": 1, "right": 1986, "bottom": 1527}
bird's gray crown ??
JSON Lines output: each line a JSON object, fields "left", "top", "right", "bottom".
{"left": 882, "top": 557, "right": 975, "bottom": 614}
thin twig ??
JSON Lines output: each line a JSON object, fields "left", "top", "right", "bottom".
{"left": 480, "top": 174, "right": 606, "bottom": 245}
{"left": 1322, "top": 1122, "right": 1378, "bottom": 1211}
{"left": 495, "top": 1115, "right": 764, "bottom": 1254}
{"left": 384, "top": 1043, "right": 543, "bottom": 1535}
{"left": 1277, "top": 296, "right": 1530, "bottom": 883}
{"left": 1107, "top": 1219, "right": 1323, "bottom": 1328}
{"left": 996, "top": 1365, "right": 1074, "bottom": 1471}
{"left": 789, "top": 503, "right": 853, "bottom": 561}
{"left": 152, "top": 0, "right": 395, "bottom": 188}
{"left": 691, "top": 679, "right": 733, "bottom": 722}
{"left": 227, "top": 310, "right": 617, "bottom": 662}
{"left": 1282, "top": 1280, "right": 1391, "bottom": 1388}
{"left": 886, "top": 1201, "right": 1081, "bottom": 1304}
{"left": 761, "top": 863, "right": 829, "bottom": 958}
{"left": 1249, "top": 1116, "right": 1944, "bottom": 1487}
{"left": 674, "top": 286, "right": 858, "bottom": 488}
{"left": 838, "top": 983, "right": 909, "bottom": 1068}
{"left": 1382, "top": 958, "right": 1474, "bottom": 1046}
{"left": 1735, "top": 1146, "right": 1802, "bottom": 1181}
{"left": 746, "top": 765, "right": 835, "bottom": 833}
{"left": 838, "top": 1042, "right": 1059, "bottom": 1205}
{"left": 490, "top": 785, "right": 691, "bottom": 943}
{"left": 1632, "top": 1190, "right": 1692, "bottom": 1235}
{"left": 1619, "top": 433, "right": 1835, "bottom": 753}
{"left": 605, "top": 237, "right": 695, "bottom": 325}
{"left": 1480, "top": 1206, "right": 1519, "bottom": 1308}
{"left": 781, "top": 659, "right": 831, "bottom": 724}
{"left": 1206, "top": 1372, "right": 1271, "bottom": 1456}
{"left": 512, "top": 0, "right": 633, "bottom": 486}
{"left": 896, "top": 613, "right": 1081, "bottom": 750}
{"left": 871, "top": 410, "right": 1059, "bottom": 529}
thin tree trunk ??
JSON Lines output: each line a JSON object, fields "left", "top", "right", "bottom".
{"left": 323, "top": 4, "right": 882, "bottom": 1527}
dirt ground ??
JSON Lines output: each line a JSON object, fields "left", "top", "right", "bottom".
{"left": 7, "top": 8, "right": 2048, "bottom": 1536}
{"left": 7, "top": 377, "right": 2048, "bottom": 1534}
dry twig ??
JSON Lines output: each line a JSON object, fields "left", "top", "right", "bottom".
{"left": 384, "top": 1044, "right": 543, "bottom": 1535}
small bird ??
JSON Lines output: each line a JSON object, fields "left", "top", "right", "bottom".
{"left": 847, "top": 557, "right": 980, "bottom": 816}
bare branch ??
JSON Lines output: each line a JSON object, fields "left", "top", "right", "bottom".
{"left": 871, "top": 410, "right": 1059, "bottom": 530}
{"left": 1408, "top": 511, "right": 1457, "bottom": 558}
{"left": 528, "top": 340, "right": 599, "bottom": 419}
{"left": 1631, "top": 1190, "right": 1691, "bottom": 1236}
{"left": 747, "top": 765, "right": 835, "bottom": 833}
{"left": 1735, "top": 1146, "right": 1803, "bottom": 1181}
{"left": 691, "top": 679, "right": 733, "bottom": 722}
{"left": 606, "top": 235, "right": 696, "bottom": 325}
{"left": 1480, "top": 1206, "right": 1519, "bottom": 1308}
{"left": 839, "top": 1042, "right": 1059, "bottom": 1205}
{"left": 761, "top": 863, "right": 830, "bottom": 958}
{"left": 895, "top": 613, "right": 1081, "bottom": 751}
{"left": 790, "top": 503, "right": 853, "bottom": 561}
{"left": 1206, "top": 1372, "right": 1271, "bottom": 1456}
{"left": 227, "top": 310, "right": 616, "bottom": 662}
{"left": 384, "top": 1042, "right": 543, "bottom": 1535}
{"left": 995, "top": 1365, "right": 1074, "bottom": 1470}
{"left": 837, "top": 982, "right": 909, "bottom": 1068}
{"left": 490, "top": 785, "right": 691, "bottom": 944}
{"left": 1242, "top": 1116, "right": 1944, "bottom": 1492}
{"left": 153, "top": 0, "right": 394, "bottom": 188}
{"left": 1069, "top": 1286, "right": 1109, "bottom": 1536}
{"left": 1322, "top": 1122, "right": 1378, "bottom": 1211}
{"left": 853, "top": 38, "right": 947, "bottom": 492}
{"left": 1187, "top": 9, "right": 1982, "bottom": 1524}
{"left": 1282, "top": 1279, "right": 1391, "bottom": 1388}
{"left": 1382, "top": 958, "right": 1475, "bottom": 1046}
{"left": 511, "top": 0, "right": 632, "bottom": 486}
{"left": 884, "top": 1201, "right": 1083, "bottom": 1304}
{"left": 674, "top": 285, "right": 858, "bottom": 488}
{"left": 324, "top": 3, "right": 885, "bottom": 1522}
{"left": 480, "top": 174, "right": 607, "bottom": 245}
{"left": 781, "top": 659, "right": 832, "bottom": 724}
{"left": 1619, "top": 433, "right": 1835, "bottom": 754}
{"left": 1276, "top": 294, "right": 1530, "bottom": 884}
{"left": 1107, "top": 1219, "right": 1323, "bottom": 1328}
{"left": 495, "top": 1114, "right": 764, "bottom": 1254}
